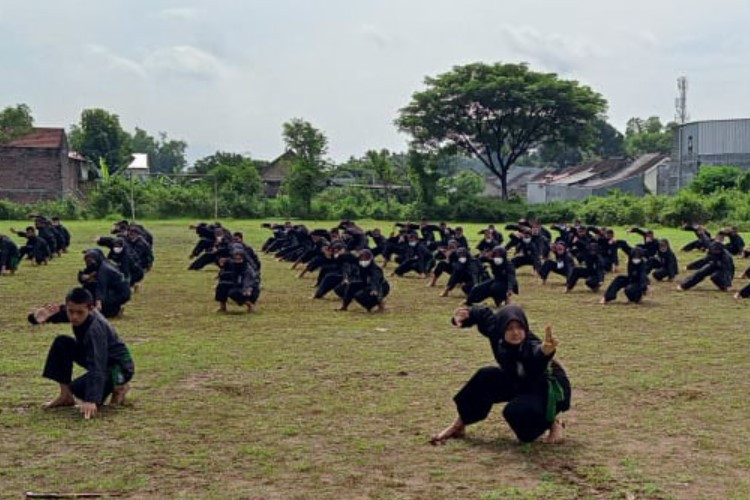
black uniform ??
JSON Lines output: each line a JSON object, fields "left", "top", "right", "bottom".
{"left": 603, "top": 254, "right": 649, "bottom": 303}
{"left": 466, "top": 256, "right": 518, "bottom": 306}
{"left": 681, "top": 242, "right": 735, "bottom": 291}
{"left": 452, "top": 305, "right": 571, "bottom": 443}
{"left": 215, "top": 258, "right": 261, "bottom": 306}
{"left": 342, "top": 262, "right": 390, "bottom": 311}
{"left": 0, "top": 235, "right": 20, "bottom": 273}
{"left": 78, "top": 250, "right": 131, "bottom": 318}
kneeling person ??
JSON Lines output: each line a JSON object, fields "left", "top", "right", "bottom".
{"left": 32, "top": 288, "right": 134, "bottom": 419}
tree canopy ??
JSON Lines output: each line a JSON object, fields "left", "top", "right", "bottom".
{"left": 131, "top": 128, "right": 188, "bottom": 174}
{"left": 624, "top": 116, "right": 675, "bottom": 156}
{"left": 69, "top": 109, "right": 132, "bottom": 174}
{"left": 0, "top": 104, "right": 34, "bottom": 144}
{"left": 396, "top": 62, "right": 607, "bottom": 198}
{"left": 281, "top": 119, "right": 329, "bottom": 215}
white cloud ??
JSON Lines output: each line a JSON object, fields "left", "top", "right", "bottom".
{"left": 153, "top": 7, "right": 198, "bottom": 21}
{"left": 86, "top": 44, "right": 147, "bottom": 79}
{"left": 143, "top": 45, "right": 226, "bottom": 80}
{"left": 499, "top": 25, "right": 604, "bottom": 73}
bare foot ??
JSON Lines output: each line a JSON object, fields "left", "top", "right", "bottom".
{"left": 133, "top": 283, "right": 142, "bottom": 293}
{"left": 430, "top": 420, "right": 466, "bottom": 445}
{"left": 734, "top": 292, "right": 741, "bottom": 300}
{"left": 246, "top": 302, "right": 255, "bottom": 313}
{"left": 598, "top": 297, "right": 608, "bottom": 305}
{"left": 217, "top": 303, "right": 228, "bottom": 313}
{"left": 676, "top": 284, "right": 684, "bottom": 291}
{"left": 43, "top": 394, "right": 75, "bottom": 409}
{"left": 110, "top": 383, "right": 130, "bottom": 405}
{"left": 543, "top": 418, "right": 566, "bottom": 444}
{"left": 439, "top": 289, "right": 449, "bottom": 297}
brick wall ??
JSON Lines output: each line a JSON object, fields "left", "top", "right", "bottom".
{"left": 0, "top": 148, "right": 65, "bottom": 203}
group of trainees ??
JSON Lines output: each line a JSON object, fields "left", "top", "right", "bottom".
{"left": 30, "top": 221, "right": 155, "bottom": 322}
{"left": 187, "top": 222, "right": 262, "bottom": 312}
{"left": 0, "top": 215, "right": 71, "bottom": 274}
{"left": 262, "top": 221, "right": 390, "bottom": 312}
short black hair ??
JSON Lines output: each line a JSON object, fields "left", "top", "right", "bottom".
{"left": 26, "top": 226, "right": 35, "bottom": 232}
{"left": 65, "top": 287, "right": 94, "bottom": 306}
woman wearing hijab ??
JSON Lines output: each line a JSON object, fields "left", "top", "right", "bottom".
{"left": 431, "top": 304, "right": 570, "bottom": 445}
{"left": 599, "top": 247, "right": 649, "bottom": 304}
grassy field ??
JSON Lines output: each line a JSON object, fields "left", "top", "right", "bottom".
{"left": 1, "top": 219, "right": 749, "bottom": 499}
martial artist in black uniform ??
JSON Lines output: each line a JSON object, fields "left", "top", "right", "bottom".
{"left": 431, "top": 305, "right": 570, "bottom": 445}
{"left": 51, "top": 217, "right": 71, "bottom": 253}
{"left": 0, "top": 234, "right": 20, "bottom": 274}
{"left": 29, "top": 287, "right": 134, "bottom": 418}
{"left": 600, "top": 248, "right": 649, "bottom": 304}
{"left": 476, "top": 229, "right": 499, "bottom": 254}
{"left": 428, "top": 240, "right": 459, "bottom": 287}
{"left": 539, "top": 241, "right": 575, "bottom": 285}
{"left": 391, "top": 233, "right": 432, "bottom": 278}
{"left": 734, "top": 267, "right": 750, "bottom": 300}
{"left": 718, "top": 227, "right": 745, "bottom": 256}
{"left": 566, "top": 242, "right": 605, "bottom": 293}
{"left": 509, "top": 230, "right": 544, "bottom": 274}
{"left": 126, "top": 226, "right": 154, "bottom": 272}
{"left": 466, "top": 246, "right": 518, "bottom": 306}
{"left": 627, "top": 227, "right": 659, "bottom": 258}
{"left": 679, "top": 241, "right": 735, "bottom": 292}
{"left": 216, "top": 249, "right": 261, "bottom": 312}
{"left": 681, "top": 224, "right": 712, "bottom": 252}
{"left": 648, "top": 239, "right": 679, "bottom": 281}
{"left": 78, "top": 249, "right": 131, "bottom": 318}
{"left": 13, "top": 226, "right": 50, "bottom": 265}
{"left": 452, "top": 226, "right": 469, "bottom": 250}
{"left": 440, "top": 248, "right": 485, "bottom": 297}
{"left": 338, "top": 249, "right": 389, "bottom": 312}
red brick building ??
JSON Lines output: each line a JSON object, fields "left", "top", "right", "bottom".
{"left": 0, "top": 128, "right": 83, "bottom": 203}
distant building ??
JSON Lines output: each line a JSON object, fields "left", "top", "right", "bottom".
{"left": 527, "top": 154, "right": 669, "bottom": 204}
{"left": 664, "top": 118, "right": 750, "bottom": 194}
{"left": 259, "top": 150, "right": 296, "bottom": 197}
{"left": 126, "top": 153, "right": 150, "bottom": 180}
{"left": 0, "top": 127, "right": 88, "bottom": 203}
{"left": 482, "top": 166, "right": 553, "bottom": 198}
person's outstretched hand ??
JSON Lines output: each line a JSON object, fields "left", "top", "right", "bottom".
{"left": 452, "top": 307, "right": 470, "bottom": 327}
{"left": 542, "top": 325, "right": 558, "bottom": 355}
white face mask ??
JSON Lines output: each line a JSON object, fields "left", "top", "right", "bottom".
{"left": 493, "top": 257, "right": 504, "bottom": 265}
{"left": 409, "top": 241, "right": 417, "bottom": 247}
{"left": 113, "top": 247, "right": 123, "bottom": 254}
{"left": 458, "top": 257, "right": 467, "bottom": 264}
{"left": 485, "top": 238, "right": 493, "bottom": 243}
{"left": 523, "top": 237, "right": 531, "bottom": 244}
{"left": 557, "top": 261, "right": 564, "bottom": 269}
{"left": 359, "top": 260, "right": 372, "bottom": 268}
{"left": 632, "top": 258, "right": 642, "bottom": 265}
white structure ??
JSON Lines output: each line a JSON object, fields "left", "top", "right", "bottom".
{"left": 126, "top": 153, "right": 150, "bottom": 180}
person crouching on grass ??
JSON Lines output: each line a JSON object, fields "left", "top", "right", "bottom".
{"left": 431, "top": 304, "right": 570, "bottom": 445}
{"left": 29, "top": 287, "right": 134, "bottom": 419}
{"left": 215, "top": 249, "right": 260, "bottom": 313}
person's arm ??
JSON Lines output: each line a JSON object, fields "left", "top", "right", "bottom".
{"left": 27, "top": 304, "right": 69, "bottom": 324}
{"left": 687, "top": 256, "right": 710, "bottom": 271}
{"left": 452, "top": 305, "right": 495, "bottom": 336}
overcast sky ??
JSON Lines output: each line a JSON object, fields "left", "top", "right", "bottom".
{"left": 2, "top": 0, "right": 749, "bottom": 163}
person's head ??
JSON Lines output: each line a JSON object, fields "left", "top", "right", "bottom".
{"left": 577, "top": 226, "right": 587, "bottom": 237}
{"left": 709, "top": 241, "right": 724, "bottom": 256}
{"left": 231, "top": 249, "right": 246, "bottom": 265}
{"left": 531, "top": 225, "right": 540, "bottom": 236}
{"left": 332, "top": 242, "right": 346, "bottom": 257}
{"left": 358, "top": 249, "right": 373, "bottom": 268}
{"left": 446, "top": 240, "right": 458, "bottom": 252}
{"left": 491, "top": 245, "right": 507, "bottom": 265}
{"left": 497, "top": 304, "right": 530, "bottom": 346}
{"left": 25, "top": 226, "right": 36, "bottom": 237}
{"left": 644, "top": 230, "right": 654, "bottom": 242}
{"left": 455, "top": 226, "right": 463, "bottom": 237}
{"left": 420, "top": 218, "right": 428, "bottom": 228}
{"left": 483, "top": 229, "right": 494, "bottom": 242}
{"left": 408, "top": 233, "right": 419, "bottom": 246}
{"left": 83, "top": 249, "right": 104, "bottom": 269}
{"left": 606, "top": 228, "right": 615, "bottom": 240}
{"left": 51, "top": 217, "right": 61, "bottom": 226}
{"left": 112, "top": 238, "right": 125, "bottom": 255}
{"left": 372, "top": 228, "right": 382, "bottom": 238}
{"left": 456, "top": 247, "right": 469, "bottom": 264}
{"left": 553, "top": 241, "right": 566, "bottom": 255}
{"left": 521, "top": 231, "right": 532, "bottom": 244}
{"left": 322, "top": 243, "right": 333, "bottom": 257}
{"left": 64, "top": 287, "right": 95, "bottom": 327}
{"left": 658, "top": 238, "right": 671, "bottom": 253}
{"left": 127, "top": 227, "right": 140, "bottom": 240}
{"left": 232, "top": 232, "right": 244, "bottom": 243}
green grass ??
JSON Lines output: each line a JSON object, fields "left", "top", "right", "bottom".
{"left": 1, "top": 219, "right": 749, "bottom": 499}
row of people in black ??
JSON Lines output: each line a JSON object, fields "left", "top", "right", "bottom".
{"left": 187, "top": 222, "right": 261, "bottom": 312}
{"left": 0, "top": 216, "right": 71, "bottom": 273}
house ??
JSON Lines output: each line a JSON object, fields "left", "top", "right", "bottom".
{"left": 482, "top": 165, "right": 554, "bottom": 198}
{"left": 0, "top": 127, "right": 85, "bottom": 203}
{"left": 259, "top": 150, "right": 297, "bottom": 197}
{"left": 126, "top": 153, "right": 150, "bottom": 180}
{"left": 526, "top": 154, "right": 670, "bottom": 204}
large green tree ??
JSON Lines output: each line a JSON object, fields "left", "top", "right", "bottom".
{"left": 192, "top": 151, "right": 253, "bottom": 174}
{"left": 281, "top": 119, "right": 328, "bottom": 215}
{"left": 0, "top": 103, "right": 34, "bottom": 144}
{"left": 624, "top": 116, "right": 675, "bottom": 156}
{"left": 131, "top": 127, "right": 188, "bottom": 174}
{"left": 364, "top": 149, "right": 396, "bottom": 212}
{"left": 69, "top": 109, "right": 132, "bottom": 174}
{"left": 396, "top": 62, "right": 607, "bottom": 199}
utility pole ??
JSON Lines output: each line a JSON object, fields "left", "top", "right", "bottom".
{"left": 675, "top": 77, "right": 689, "bottom": 125}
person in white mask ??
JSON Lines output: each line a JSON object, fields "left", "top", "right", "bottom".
{"left": 599, "top": 247, "right": 649, "bottom": 304}
{"left": 466, "top": 246, "right": 518, "bottom": 306}
{"left": 337, "top": 249, "right": 389, "bottom": 312}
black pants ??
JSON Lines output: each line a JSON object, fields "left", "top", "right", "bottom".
{"left": 466, "top": 280, "right": 508, "bottom": 306}
{"left": 433, "top": 261, "right": 452, "bottom": 278}
{"left": 511, "top": 255, "right": 538, "bottom": 272}
{"left": 189, "top": 253, "right": 217, "bottom": 270}
{"left": 395, "top": 260, "right": 425, "bottom": 276}
{"left": 315, "top": 273, "right": 344, "bottom": 298}
{"left": 42, "top": 336, "right": 133, "bottom": 403}
{"left": 81, "top": 283, "right": 131, "bottom": 318}
{"left": 738, "top": 282, "right": 750, "bottom": 298}
{"left": 190, "top": 239, "right": 214, "bottom": 258}
{"left": 453, "top": 366, "right": 571, "bottom": 443}
{"left": 651, "top": 267, "right": 671, "bottom": 281}
{"left": 215, "top": 283, "right": 260, "bottom": 305}
{"left": 603, "top": 276, "right": 645, "bottom": 303}
{"left": 681, "top": 268, "right": 731, "bottom": 291}
{"left": 539, "top": 261, "right": 569, "bottom": 282}
{"left": 343, "top": 281, "right": 390, "bottom": 310}
{"left": 566, "top": 267, "right": 601, "bottom": 291}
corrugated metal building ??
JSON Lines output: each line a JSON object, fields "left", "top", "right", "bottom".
{"left": 665, "top": 118, "right": 750, "bottom": 193}
{"left": 527, "top": 154, "right": 669, "bottom": 204}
